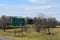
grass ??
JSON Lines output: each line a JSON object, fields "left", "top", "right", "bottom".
{"left": 0, "top": 26, "right": 60, "bottom": 40}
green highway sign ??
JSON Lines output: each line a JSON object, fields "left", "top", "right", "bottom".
{"left": 12, "top": 18, "right": 25, "bottom": 26}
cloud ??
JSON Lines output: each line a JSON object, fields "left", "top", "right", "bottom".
{"left": 47, "top": 12, "right": 60, "bottom": 16}
{"left": 29, "top": 0, "right": 60, "bottom": 3}
{"left": 0, "top": 4, "right": 26, "bottom": 11}
{"left": 0, "top": 4, "right": 59, "bottom": 11}
{"left": 0, "top": 4, "right": 12, "bottom": 10}
{"left": 29, "top": 0, "right": 49, "bottom": 2}
{"left": 24, "top": 5, "right": 60, "bottom": 11}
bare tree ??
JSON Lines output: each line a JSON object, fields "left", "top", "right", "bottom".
{"left": 46, "top": 17, "right": 57, "bottom": 34}
{"left": 34, "top": 17, "right": 43, "bottom": 33}
{"left": 34, "top": 13, "right": 57, "bottom": 34}
{"left": 1, "top": 15, "right": 6, "bottom": 32}
{"left": 0, "top": 15, "right": 9, "bottom": 32}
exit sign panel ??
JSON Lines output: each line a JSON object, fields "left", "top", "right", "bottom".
{"left": 12, "top": 18, "right": 25, "bottom": 26}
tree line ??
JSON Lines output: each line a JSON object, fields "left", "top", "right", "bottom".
{"left": 0, "top": 15, "right": 59, "bottom": 34}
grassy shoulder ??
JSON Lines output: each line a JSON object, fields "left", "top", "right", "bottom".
{"left": 0, "top": 26, "right": 60, "bottom": 40}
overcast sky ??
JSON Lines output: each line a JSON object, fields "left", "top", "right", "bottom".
{"left": 0, "top": 0, "right": 60, "bottom": 21}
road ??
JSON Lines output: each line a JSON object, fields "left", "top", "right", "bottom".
{"left": 0, "top": 37, "right": 14, "bottom": 40}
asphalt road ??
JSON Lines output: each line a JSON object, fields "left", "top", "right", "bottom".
{"left": 0, "top": 37, "right": 14, "bottom": 40}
